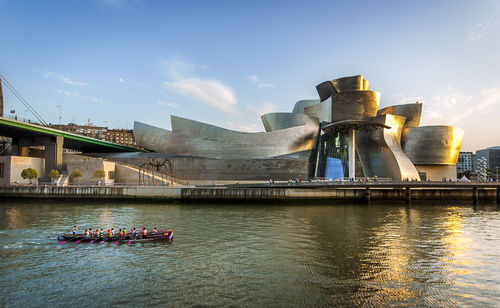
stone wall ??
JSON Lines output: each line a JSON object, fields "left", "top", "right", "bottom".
{"left": 0, "top": 156, "right": 45, "bottom": 185}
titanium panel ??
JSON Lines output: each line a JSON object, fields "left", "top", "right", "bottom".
{"left": 304, "top": 99, "right": 332, "bottom": 122}
{"left": 292, "top": 99, "right": 320, "bottom": 114}
{"left": 315, "top": 81, "right": 336, "bottom": 102}
{"left": 356, "top": 114, "right": 421, "bottom": 180}
{"left": 261, "top": 112, "right": 319, "bottom": 132}
{"left": 377, "top": 102, "right": 422, "bottom": 128}
{"left": 331, "top": 91, "right": 380, "bottom": 122}
{"left": 378, "top": 102, "right": 423, "bottom": 147}
{"left": 331, "top": 75, "right": 365, "bottom": 92}
{"left": 403, "top": 126, "right": 464, "bottom": 165}
{"left": 134, "top": 121, "right": 318, "bottom": 160}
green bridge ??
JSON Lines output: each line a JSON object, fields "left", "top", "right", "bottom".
{"left": 0, "top": 116, "right": 146, "bottom": 153}
{"left": 0, "top": 116, "right": 147, "bottom": 180}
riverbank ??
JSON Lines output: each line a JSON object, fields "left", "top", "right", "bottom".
{"left": 1, "top": 182, "right": 500, "bottom": 203}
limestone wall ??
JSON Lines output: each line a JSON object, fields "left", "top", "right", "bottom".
{"left": 0, "top": 156, "right": 45, "bottom": 185}
{"left": 63, "top": 154, "right": 115, "bottom": 185}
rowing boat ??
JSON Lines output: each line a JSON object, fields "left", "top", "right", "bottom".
{"left": 57, "top": 229, "right": 174, "bottom": 243}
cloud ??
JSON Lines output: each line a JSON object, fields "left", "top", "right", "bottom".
{"left": 43, "top": 70, "right": 54, "bottom": 78}
{"left": 61, "top": 76, "right": 88, "bottom": 86}
{"left": 245, "top": 102, "right": 276, "bottom": 117}
{"left": 119, "top": 78, "right": 124, "bottom": 83}
{"left": 57, "top": 90, "right": 104, "bottom": 104}
{"left": 157, "top": 100, "right": 179, "bottom": 109}
{"left": 164, "top": 78, "right": 238, "bottom": 114}
{"left": 225, "top": 121, "right": 261, "bottom": 132}
{"left": 469, "top": 17, "right": 499, "bottom": 42}
{"left": 420, "top": 87, "right": 473, "bottom": 125}
{"left": 42, "top": 70, "right": 88, "bottom": 86}
{"left": 162, "top": 58, "right": 207, "bottom": 79}
{"left": 258, "top": 83, "right": 276, "bottom": 89}
{"left": 248, "top": 75, "right": 259, "bottom": 82}
{"left": 478, "top": 87, "right": 500, "bottom": 109}
{"left": 162, "top": 58, "right": 237, "bottom": 114}
{"left": 248, "top": 74, "right": 276, "bottom": 89}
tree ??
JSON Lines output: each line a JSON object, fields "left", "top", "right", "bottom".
{"left": 48, "top": 169, "right": 61, "bottom": 184}
{"left": 21, "top": 168, "right": 38, "bottom": 183}
{"left": 70, "top": 169, "right": 82, "bottom": 183}
{"left": 93, "top": 169, "right": 106, "bottom": 184}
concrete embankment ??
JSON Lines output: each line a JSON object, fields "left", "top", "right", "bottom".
{"left": 1, "top": 183, "right": 500, "bottom": 203}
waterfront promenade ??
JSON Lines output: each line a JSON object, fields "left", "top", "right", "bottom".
{"left": 1, "top": 182, "right": 499, "bottom": 203}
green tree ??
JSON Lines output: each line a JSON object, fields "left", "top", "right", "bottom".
{"left": 93, "top": 169, "right": 106, "bottom": 184}
{"left": 48, "top": 169, "right": 61, "bottom": 179}
{"left": 70, "top": 169, "right": 82, "bottom": 183}
{"left": 21, "top": 168, "right": 38, "bottom": 183}
{"left": 48, "top": 169, "right": 61, "bottom": 184}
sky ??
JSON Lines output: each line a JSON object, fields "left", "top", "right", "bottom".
{"left": 0, "top": 0, "right": 499, "bottom": 152}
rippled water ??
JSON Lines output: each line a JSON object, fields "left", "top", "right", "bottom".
{"left": 0, "top": 200, "right": 499, "bottom": 307}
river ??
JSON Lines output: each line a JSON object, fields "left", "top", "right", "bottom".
{"left": 0, "top": 200, "right": 499, "bottom": 307}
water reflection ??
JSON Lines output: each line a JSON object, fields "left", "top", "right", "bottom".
{"left": 0, "top": 201, "right": 499, "bottom": 306}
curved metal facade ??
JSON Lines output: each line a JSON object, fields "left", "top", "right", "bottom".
{"left": 403, "top": 126, "right": 464, "bottom": 165}
{"left": 377, "top": 102, "right": 422, "bottom": 128}
{"left": 304, "top": 99, "right": 332, "bottom": 122}
{"left": 331, "top": 91, "right": 380, "bottom": 122}
{"left": 378, "top": 102, "right": 423, "bottom": 148}
{"left": 356, "top": 114, "right": 421, "bottom": 180}
{"left": 261, "top": 112, "right": 319, "bottom": 132}
{"left": 134, "top": 120, "right": 319, "bottom": 160}
{"left": 292, "top": 99, "right": 320, "bottom": 114}
{"left": 131, "top": 74, "right": 465, "bottom": 181}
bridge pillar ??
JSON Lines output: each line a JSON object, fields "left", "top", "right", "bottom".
{"left": 15, "top": 136, "right": 64, "bottom": 181}
{"left": 39, "top": 136, "right": 63, "bottom": 181}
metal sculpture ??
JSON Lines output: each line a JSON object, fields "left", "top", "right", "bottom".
{"left": 138, "top": 156, "right": 175, "bottom": 185}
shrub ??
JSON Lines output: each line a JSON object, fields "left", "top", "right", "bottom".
{"left": 21, "top": 168, "right": 38, "bottom": 180}
{"left": 48, "top": 169, "right": 61, "bottom": 179}
{"left": 70, "top": 169, "right": 82, "bottom": 179}
{"left": 93, "top": 169, "right": 106, "bottom": 179}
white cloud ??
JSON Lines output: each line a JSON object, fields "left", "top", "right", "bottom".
{"left": 43, "top": 70, "right": 54, "bottom": 78}
{"left": 157, "top": 100, "right": 179, "bottom": 109}
{"left": 57, "top": 89, "right": 103, "bottom": 104}
{"left": 42, "top": 70, "right": 88, "bottom": 86}
{"left": 162, "top": 58, "right": 237, "bottom": 114}
{"left": 164, "top": 78, "right": 238, "bottom": 114}
{"left": 119, "top": 78, "right": 124, "bottom": 83}
{"left": 258, "top": 83, "right": 276, "bottom": 89}
{"left": 248, "top": 74, "right": 276, "bottom": 89}
{"left": 61, "top": 76, "right": 88, "bottom": 86}
{"left": 225, "top": 121, "right": 261, "bottom": 132}
{"left": 421, "top": 87, "right": 472, "bottom": 125}
{"left": 245, "top": 102, "right": 276, "bottom": 117}
{"left": 478, "top": 87, "right": 500, "bottom": 109}
{"left": 469, "top": 17, "right": 499, "bottom": 42}
{"left": 248, "top": 75, "right": 259, "bottom": 82}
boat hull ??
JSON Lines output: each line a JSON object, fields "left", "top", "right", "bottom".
{"left": 57, "top": 230, "right": 174, "bottom": 243}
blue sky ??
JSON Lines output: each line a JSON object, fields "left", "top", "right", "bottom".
{"left": 1, "top": 0, "right": 499, "bottom": 151}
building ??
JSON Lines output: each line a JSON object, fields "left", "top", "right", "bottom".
{"left": 457, "top": 152, "right": 473, "bottom": 172}
{"left": 124, "top": 75, "right": 464, "bottom": 181}
{"left": 475, "top": 146, "right": 500, "bottom": 172}
{"left": 49, "top": 123, "right": 139, "bottom": 148}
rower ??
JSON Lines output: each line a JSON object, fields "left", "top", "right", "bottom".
{"left": 89, "top": 228, "right": 93, "bottom": 236}
{"left": 123, "top": 228, "right": 127, "bottom": 236}
{"left": 119, "top": 229, "right": 124, "bottom": 237}
{"left": 99, "top": 228, "right": 103, "bottom": 237}
{"left": 153, "top": 227, "right": 158, "bottom": 235}
{"left": 73, "top": 225, "right": 78, "bottom": 237}
{"left": 142, "top": 228, "right": 147, "bottom": 236}
{"left": 109, "top": 228, "right": 114, "bottom": 237}
{"left": 132, "top": 228, "right": 137, "bottom": 237}
{"left": 85, "top": 229, "right": 89, "bottom": 237}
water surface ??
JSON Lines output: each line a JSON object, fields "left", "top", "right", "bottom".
{"left": 0, "top": 200, "right": 499, "bottom": 306}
